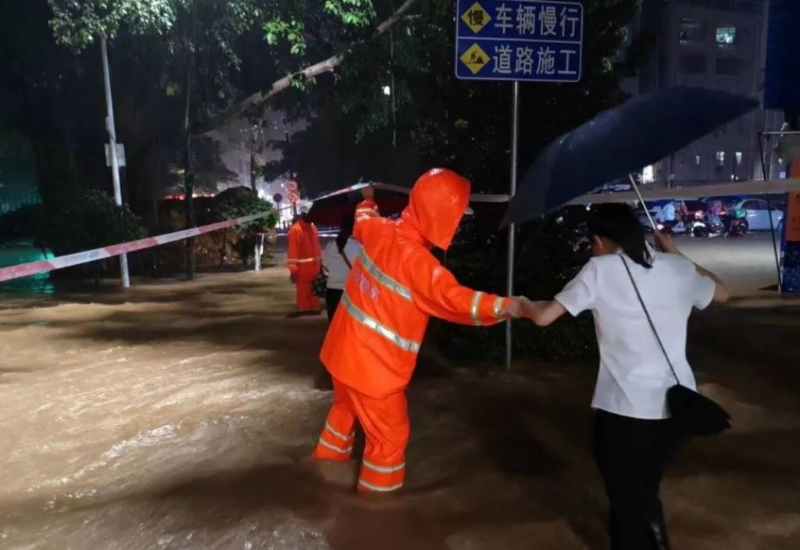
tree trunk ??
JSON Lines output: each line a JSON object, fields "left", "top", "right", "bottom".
{"left": 184, "top": 130, "right": 195, "bottom": 281}
{"left": 250, "top": 151, "right": 257, "bottom": 192}
{"left": 183, "top": 54, "right": 196, "bottom": 282}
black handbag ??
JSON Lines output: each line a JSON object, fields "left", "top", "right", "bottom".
{"left": 311, "top": 267, "right": 327, "bottom": 299}
{"left": 312, "top": 247, "right": 352, "bottom": 299}
{"left": 620, "top": 256, "right": 731, "bottom": 437}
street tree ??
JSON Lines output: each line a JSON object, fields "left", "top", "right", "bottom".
{"left": 46, "top": 0, "right": 381, "bottom": 279}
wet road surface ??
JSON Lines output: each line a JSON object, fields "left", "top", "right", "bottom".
{"left": 0, "top": 268, "right": 799, "bottom": 549}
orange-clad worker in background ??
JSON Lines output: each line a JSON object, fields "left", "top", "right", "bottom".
{"left": 287, "top": 204, "right": 323, "bottom": 314}
{"left": 311, "top": 168, "right": 525, "bottom": 494}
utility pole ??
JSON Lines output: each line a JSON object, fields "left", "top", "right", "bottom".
{"left": 101, "top": 35, "right": 130, "bottom": 288}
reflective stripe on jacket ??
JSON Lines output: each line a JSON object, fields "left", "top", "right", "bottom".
{"left": 320, "top": 172, "right": 509, "bottom": 398}
{"left": 286, "top": 219, "right": 322, "bottom": 275}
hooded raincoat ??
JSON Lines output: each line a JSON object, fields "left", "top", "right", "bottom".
{"left": 287, "top": 217, "right": 322, "bottom": 312}
{"left": 312, "top": 168, "right": 510, "bottom": 493}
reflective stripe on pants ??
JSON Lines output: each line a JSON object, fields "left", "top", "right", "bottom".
{"left": 358, "top": 459, "right": 405, "bottom": 493}
{"left": 312, "top": 377, "right": 409, "bottom": 493}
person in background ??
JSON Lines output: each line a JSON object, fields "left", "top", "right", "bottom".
{"left": 313, "top": 211, "right": 362, "bottom": 391}
{"left": 660, "top": 201, "right": 677, "bottom": 232}
{"left": 286, "top": 204, "right": 322, "bottom": 316}
{"left": 310, "top": 168, "right": 527, "bottom": 495}
{"left": 523, "top": 204, "right": 729, "bottom": 550}
{"left": 708, "top": 199, "right": 723, "bottom": 226}
{"left": 322, "top": 212, "right": 362, "bottom": 321}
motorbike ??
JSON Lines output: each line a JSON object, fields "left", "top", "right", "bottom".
{"left": 722, "top": 208, "right": 748, "bottom": 237}
{"left": 686, "top": 219, "right": 709, "bottom": 238}
{"left": 725, "top": 217, "right": 748, "bottom": 237}
{"left": 684, "top": 210, "right": 712, "bottom": 238}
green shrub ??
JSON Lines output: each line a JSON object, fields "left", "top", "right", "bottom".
{"left": 40, "top": 189, "right": 147, "bottom": 256}
{"left": 212, "top": 186, "right": 278, "bottom": 232}
{"left": 209, "top": 187, "right": 278, "bottom": 266}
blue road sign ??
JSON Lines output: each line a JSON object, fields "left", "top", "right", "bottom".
{"left": 455, "top": 0, "right": 584, "bottom": 82}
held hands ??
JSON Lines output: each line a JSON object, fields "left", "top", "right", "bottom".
{"left": 290, "top": 272, "right": 298, "bottom": 284}
{"left": 503, "top": 297, "right": 549, "bottom": 325}
{"left": 502, "top": 296, "right": 537, "bottom": 319}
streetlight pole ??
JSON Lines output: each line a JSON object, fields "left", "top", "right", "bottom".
{"left": 101, "top": 35, "right": 130, "bottom": 288}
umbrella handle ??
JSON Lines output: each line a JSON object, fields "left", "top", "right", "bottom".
{"left": 628, "top": 174, "right": 657, "bottom": 230}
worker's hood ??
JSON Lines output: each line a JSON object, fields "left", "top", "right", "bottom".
{"left": 401, "top": 168, "right": 471, "bottom": 250}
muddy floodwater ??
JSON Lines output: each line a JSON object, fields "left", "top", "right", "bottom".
{"left": 1, "top": 269, "right": 799, "bottom": 549}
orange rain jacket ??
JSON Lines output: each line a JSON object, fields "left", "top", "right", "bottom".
{"left": 286, "top": 219, "right": 322, "bottom": 279}
{"left": 320, "top": 168, "right": 510, "bottom": 398}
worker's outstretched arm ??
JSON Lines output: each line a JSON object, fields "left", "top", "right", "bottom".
{"left": 409, "top": 255, "right": 521, "bottom": 325}
{"left": 353, "top": 186, "right": 380, "bottom": 238}
{"left": 356, "top": 198, "right": 380, "bottom": 223}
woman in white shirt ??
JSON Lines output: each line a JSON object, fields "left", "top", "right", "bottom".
{"left": 322, "top": 213, "right": 362, "bottom": 322}
{"left": 524, "top": 204, "right": 729, "bottom": 550}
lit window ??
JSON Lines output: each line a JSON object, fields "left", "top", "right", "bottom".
{"left": 694, "top": 154, "right": 701, "bottom": 167}
{"left": 735, "top": 152, "right": 743, "bottom": 165}
{"left": 716, "top": 26, "right": 736, "bottom": 47}
{"left": 716, "top": 151, "right": 725, "bottom": 169}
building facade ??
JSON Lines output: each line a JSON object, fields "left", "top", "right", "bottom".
{"left": 633, "top": 0, "right": 782, "bottom": 187}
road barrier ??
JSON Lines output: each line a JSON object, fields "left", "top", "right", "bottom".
{"left": 0, "top": 212, "right": 271, "bottom": 284}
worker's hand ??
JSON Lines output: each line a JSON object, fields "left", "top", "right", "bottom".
{"left": 290, "top": 272, "right": 298, "bottom": 284}
{"left": 501, "top": 296, "right": 527, "bottom": 319}
{"left": 654, "top": 231, "right": 679, "bottom": 254}
{"left": 361, "top": 185, "right": 375, "bottom": 200}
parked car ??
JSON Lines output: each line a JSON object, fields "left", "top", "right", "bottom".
{"left": 733, "top": 198, "right": 783, "bottom": 232}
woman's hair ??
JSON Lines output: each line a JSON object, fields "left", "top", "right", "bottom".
{"left": 587, "top": 203, "right": 652, "bottom": 269}
{"left": 336, "top": 211, "right": 355, "bottom": 253}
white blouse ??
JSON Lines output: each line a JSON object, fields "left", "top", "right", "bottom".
{"left": 323, "top": 238, "right": 362, "bottom": 291}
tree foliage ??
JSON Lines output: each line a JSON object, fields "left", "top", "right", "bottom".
{"left": 211, "top": 186, "right": 277, "bottom": 232}
{"left": 48, "top": 0, "right": 179, "bottom": 50}
{"left": 40, "top": 189, "right": 146, "bottom": 256}
{"left": 273, "top": 0, "right": 649, "bottom": 364}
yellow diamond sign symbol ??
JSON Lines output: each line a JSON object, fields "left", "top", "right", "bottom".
{"left": 461, "top": 2, "right": 491, "bottom": 34}
{"left": 460, "top": 43, "right": 490, "bottom": 75}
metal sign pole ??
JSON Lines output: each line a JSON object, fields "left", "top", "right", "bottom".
{"left": 757, "top": 133, "right": 784, "bottom": 290}
{"left": 101, "top": 36, "right": 130, "bottom": 289}
{"left": 506, "top": 80, "right": 520, "bottom": 370}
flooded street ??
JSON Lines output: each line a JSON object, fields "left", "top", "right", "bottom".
{"left": 1, "top": 268, "right": 799, "bottom": 549}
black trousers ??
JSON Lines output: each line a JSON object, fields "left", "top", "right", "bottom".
{"left": 593, "top": 410, "right": 685, "bottom": 550}
{"left": 324, "top": 288, "right": 344, "bottom": 322}
{"left": 315, "top": 289, "right": 344, "bottom": 391}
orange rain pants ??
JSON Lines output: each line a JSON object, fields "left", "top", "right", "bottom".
{"left": 295, "top": 275, "right": 320, "bottom": 311}
{"left": 312, "top": 377, "right": 408, "bottom": 493}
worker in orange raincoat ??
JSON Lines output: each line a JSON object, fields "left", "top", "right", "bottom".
{"left": 287, "top": 204, "right": 323, "bottom": 314}
{"left": 311, "top": 168, "right": 525, "bottom": 494}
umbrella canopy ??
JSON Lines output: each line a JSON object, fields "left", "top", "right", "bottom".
{"left": 307, "top": 182, "right": 509, "bottom": 226}
{"left": 502, "top": 87, "right": 760, "bottom": 226}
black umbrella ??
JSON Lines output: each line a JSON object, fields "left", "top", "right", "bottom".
{"left": 502, "top": 87, "right": 760, "bottom": 226}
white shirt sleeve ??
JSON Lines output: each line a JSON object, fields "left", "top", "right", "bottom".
{"left": 689, "top": 267, "right": 716, "bottom": 310}
{"left": 555, "top": 259, "right": 599, "bottom": 317}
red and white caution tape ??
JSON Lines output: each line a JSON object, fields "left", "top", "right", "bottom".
{"left": 0, "top": 212, "right": 270, "bottom": 283}
{"left": 313, "top": 181, "right": 510, "bottom": 203}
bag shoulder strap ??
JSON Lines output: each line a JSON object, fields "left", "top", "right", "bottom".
{"left": 338, "top": 246, "right": 353, "bottom": 270}
{"left": 619, "top": 255, "right": 681, "bottom": 386}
